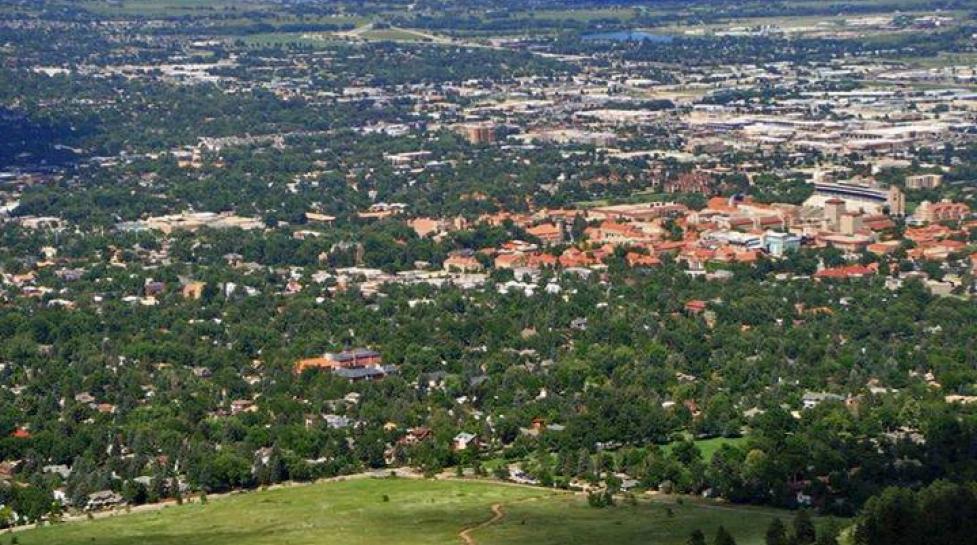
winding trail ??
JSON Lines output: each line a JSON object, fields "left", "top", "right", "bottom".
{"left": 459, "top": 503, "right": 505, "bottom": 545}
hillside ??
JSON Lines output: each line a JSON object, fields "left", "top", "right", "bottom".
{"left": 16, "top": 478, "right": 806, "bottom": 545}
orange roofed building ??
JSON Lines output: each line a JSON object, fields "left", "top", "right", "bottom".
{"left": 526, "top": 222, "right": 564, "bottom": 244}
{"left": 443, "top": 254, "right": 483, "bottom": 272}
{"left": 295, "top": 348, "right": 382, "bottom": 373}
{"left": 814, "top": 263, "right": 879, "bottom": 280}
{"left": 626, "top": 252, "right": 661, "bottom": 267}
{"left": 585, "top": 220, "right": 654, "bottom": 245}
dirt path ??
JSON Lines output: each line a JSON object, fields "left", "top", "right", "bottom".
{"left": 459, "top": 503, "right": 505, "bottom": 545}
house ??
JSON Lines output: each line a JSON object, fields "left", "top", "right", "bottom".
{"left": 418, "top": 371, "right": 448, "bottom": 390}
{"left": 294, "top": 348, "right": 382, "bottom": 373}
{"left": 453, "top": 432, "right": 478, "bottom": 451}
{"left": 443, "top": 254, "right": 483, "bottom": 272}
{"left": 802, "top": 391, "right": 845, "bottom": 409}
{"left": 181, "top": 281, "right": 206, "bottom": 300}
{"left": 305, "top": 212, "right": 337, "bottom": 225}
{"left": 295, "top": 348, "right": 396, "bottom": 381}
{"left": 144, "top": 280, "right": 166, "bottom": 297}
{"left": 626, "top": 252, "right": 661, "bottom": 267}
{"left": 230, "top": 399, "right": 257, "bottom": 415}
{"left": 86, "top": 490, "right": 124, "bottom": 510}
{"left": 409, "top": 217, "right": 442, "bottom": 238}
{"left": 43, "top": 464, "right": 72, "bottom": 479}
{"left": 494, "top": 253, "right": 527, "bottom": 269}
{"left": 333, "top": 366, "right": 397, "bottom": 382}
{"left": 814, "top": 263, "right": 878, "bottom": 280}
{"left": 398, "top": 427, "right": 433, "bottom": 446}
{"left": 521, "top": 417, "right": 550, "bottom": 437}
{"left": 323, "top": 414, "right": 352, "bottom": 429}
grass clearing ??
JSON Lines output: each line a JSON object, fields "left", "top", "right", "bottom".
{"left": 16, "top": 477, "right": 827, "bottom": 545}
{"left": 662, "top": 436, "right": 750, "bottom": 461}
{"left": 484, "top": 494, "right": 808, "bottom": 545}
{"left": 523, "top": 7, "right": 640, "bottom": 22}
{"left": 78, "top": 0, "right": 273, "bottom": 17}
{"left": 359, "top": 28, "right": 435, "bottom": 42}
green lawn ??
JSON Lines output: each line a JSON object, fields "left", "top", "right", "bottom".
{"left": 78, "top": 0, "right": 273, "bottom": 17}
{"left": 485, "top": 495, "right": 806, "bottom": 545}
{"left": 15, "top": 477, "right": 828, "bottom": 545}
{"left": 662, "top": 436, "right": 750, "bottom": 461}
{"left": 359, "top": 28, "right": 434, "bottom": 42}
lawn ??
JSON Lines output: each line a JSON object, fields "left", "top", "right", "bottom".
{"left": 78, "top": 0, "right": 272, "bottom": 17}
{"left": 483, "top": 494, "right": 807, "bottom": 545}
{"left": 15, "top": 477, "right": 826, "bottom": 545}
{"left": 662, "top": 436, "right": 750, "bottom": 461}
{"left": 359, "top": 28, "right": 435, "bottom": 42}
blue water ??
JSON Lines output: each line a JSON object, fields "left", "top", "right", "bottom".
{"left": 581, "top": 30, "right": 673, "bottom": 43}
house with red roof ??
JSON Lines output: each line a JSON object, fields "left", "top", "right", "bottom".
{"left": 626, "top": 252, "right": 661, "bottom": 267}
{"left": 814, "top": 263, "right": 878, "bottom": 280}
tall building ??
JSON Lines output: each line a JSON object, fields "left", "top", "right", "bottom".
{"left": 905, "top": 174, "right": 942, "bottom": 190}
{"left": 840, "top": 211, "right": 864, "bottom": 236}
{"left": 457, "top": 122, "right": 496, "bottom": 145}
{"left": 824, "top": 198, "right": 845, "bottom": 230}
{"left": 887, "top": 186, "right": 905, "bottom": 216}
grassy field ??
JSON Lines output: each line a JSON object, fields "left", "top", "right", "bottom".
{"left": 484, "top": 494, "right": 805, "bottom": 545}
{"left": 15, "top": 477, "right": 821, "bottom": 545}
{"left": 662, "top": 436, "right": 750, "bottom": 461}
{"left": 78, "top": 0, "right": 273, "bottom": 16}
{"left": 359, "top": 28, "right": 436, "bottom": 42}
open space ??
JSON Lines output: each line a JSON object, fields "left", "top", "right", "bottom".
{"left": 16, "top": 478, "right": 817, "bottom": 545}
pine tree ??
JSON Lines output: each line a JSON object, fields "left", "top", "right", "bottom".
{"left": 714, "top": 526, "right": 737, "bottom": 545}
{"left": 688, "top": 529, "right": 707, "bottom": 545}
{"left": 766, "top": 518, "right": 788, "bottom": 545}
{"left": 794, "top": 510, "right": 816, "bottom": 545}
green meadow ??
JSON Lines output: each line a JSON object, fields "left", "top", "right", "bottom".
{"left": 15, "top": 477, "right": 830, "bottom": 545}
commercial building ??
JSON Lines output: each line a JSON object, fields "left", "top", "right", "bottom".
{"left": 914, "top": 200, "right": 970, "bottom": 223}
{"left": 764, "top": 231, "right": 802, "bottom": 256}
{"left": 905, "top": 173, "right": 943, "bottom": 189}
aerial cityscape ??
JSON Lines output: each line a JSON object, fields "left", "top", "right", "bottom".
{"left": 1, "top": 1, "right": 977, "bottom": 544}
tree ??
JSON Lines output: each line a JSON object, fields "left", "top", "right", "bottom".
{"left": 688, "top": 529, "right": 707, "bottom": 545}
{"left": 854, "top": 487, "right": 920, "bottom": 545}
{"left": 766, "top": 518, "right": 788, "bottom": 545}
{"left": 714, "top": 526, "right": 737, "bottom": 545}
{"left": 815, "top": 519, "right": 840, "bottom": 545}
{"left": 793, "top": 510, "right": 816, "bottom": 545}
{"left": 121, "top": 480, "right": 148, "bottom": 505}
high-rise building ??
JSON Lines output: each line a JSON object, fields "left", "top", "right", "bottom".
{"left": 840, "top": 211, "right": 864, "bottom": 236}
{"left": 824, "top": 198, "right": 845, "bottom": 230}
{"left": 887, "top": 186, "right": 905, "bottom": 216}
